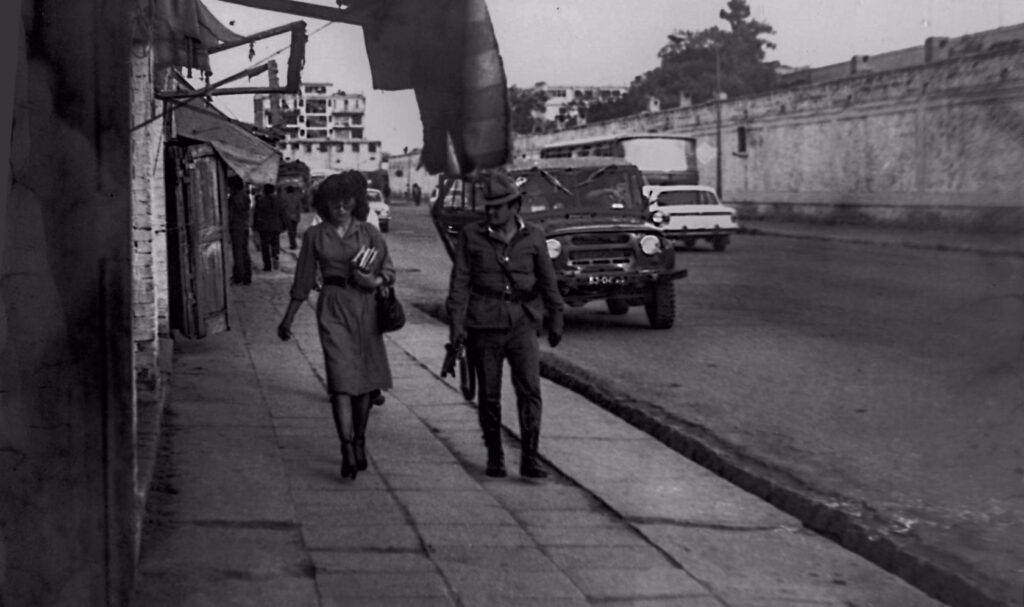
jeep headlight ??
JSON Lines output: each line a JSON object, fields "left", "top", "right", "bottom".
{"left": 546, "top": 238, "right": 562, "bottom": 259}
{"left": 651, "top": 210, "right": 667, "bottom": 226}
{"left": 639, "top": 234, "right": 662, "bottom": 256}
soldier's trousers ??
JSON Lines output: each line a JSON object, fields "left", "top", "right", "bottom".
{"left": 467, "top": 323, "right": 542, "bottom": 445}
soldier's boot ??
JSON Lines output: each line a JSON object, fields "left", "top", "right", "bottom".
{"left": 483, "top": 431, "right": 507, "bottom": 477}
{"left": 519, "top": 430, "right": 548, "bottom": 479}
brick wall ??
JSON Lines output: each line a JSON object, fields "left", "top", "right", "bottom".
{"left": 130, "top": 43, "right": 171, "bottom": 562}
{"left": 130, "top": 48, "right": 168, "bottom": 405}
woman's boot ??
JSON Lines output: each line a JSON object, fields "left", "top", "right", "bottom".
{"left": 354, "top": 437, "right": 368, "bottom": 471}
{"left": 352, "top": 394, "right": 371, "bottom": 472}
{"left": 340, "top": 441, "right": 358, "bottom": 480}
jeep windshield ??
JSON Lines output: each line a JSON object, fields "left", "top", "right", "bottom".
{"left": 510, "top": 164, "right": 647, "bottom": 217}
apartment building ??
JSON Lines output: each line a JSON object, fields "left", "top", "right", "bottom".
{"left": 254, "top": 82, "right": 382, "bottom": 174}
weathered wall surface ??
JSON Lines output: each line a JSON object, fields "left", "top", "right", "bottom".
{"left": 516, "top": 48, "right": 1024, "bottom": 230}
{"left": 1, "top": 1, "right": 135, "bottom": 605}
{"left": 388, "top": 151, "right": 439, "bottom": 200}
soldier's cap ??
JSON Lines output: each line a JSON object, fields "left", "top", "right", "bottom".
{"left": 479, "top": 172, "right": 522, "bottom": 207}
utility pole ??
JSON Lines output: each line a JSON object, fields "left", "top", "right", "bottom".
{"left": 267, "top": 60, "right": 281, "bottom": 128}
{"left": 715, "top": 44, "right": 723, "bottom": 199}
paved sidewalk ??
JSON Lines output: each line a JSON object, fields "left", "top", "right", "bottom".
{"left": 133, "top": 259, "right": 945, "bottom": 605}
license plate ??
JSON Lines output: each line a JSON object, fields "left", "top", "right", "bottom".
{"left": 587, "top": 275, "right": 626, "bottom": 286}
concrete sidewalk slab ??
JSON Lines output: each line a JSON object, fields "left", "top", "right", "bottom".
{"left": 134, "top": 259, "right": 947, "bottom": 606}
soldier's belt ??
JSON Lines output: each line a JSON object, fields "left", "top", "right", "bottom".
{"left": 470, "top": 285, "right": 537, "bottom": 303}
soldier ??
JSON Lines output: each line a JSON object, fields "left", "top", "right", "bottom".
{"left": 445, "top": 172, "right": 565, "bottom": 478}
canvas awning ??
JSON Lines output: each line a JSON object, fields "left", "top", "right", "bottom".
{"left": 362, "top": 0, "right": 510, "bottom": 176}
{"left": 174, "top": 102, "right": 281, "bottom": 184}
{"left": 150, "top": 0, "right": 245, "bottom": 71}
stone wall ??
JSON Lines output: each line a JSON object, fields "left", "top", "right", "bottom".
{"left": 1, "top": 1, "right": 136, "bottom": 605}
{"left": 515, "top": 47, "right": 1024, "bottom": 230}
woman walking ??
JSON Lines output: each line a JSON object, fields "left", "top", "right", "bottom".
{"left": 277, "top": 171, "right": 394, "bottom": 480}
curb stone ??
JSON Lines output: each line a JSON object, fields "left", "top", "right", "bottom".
{"left": 739, "top": 226, "right": 1024, "bottom": 258}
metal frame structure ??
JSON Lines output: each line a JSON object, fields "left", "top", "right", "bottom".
{"left": 157, "top": 21, "right": 307, "bottom": 99}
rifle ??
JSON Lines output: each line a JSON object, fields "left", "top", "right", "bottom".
{"left": 440, "top": 339, "right": 464, "bottom": 379}
{"left": 441, "top": 338, "right": 476, "bottom": 400}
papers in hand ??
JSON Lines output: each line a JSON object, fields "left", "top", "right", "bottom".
{"left": 353, "top": 246, "right": 379, "bottom": 271}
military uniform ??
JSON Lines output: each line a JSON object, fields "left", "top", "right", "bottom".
{"left": 446, "top": 173, "right": 564, "bottom": 478}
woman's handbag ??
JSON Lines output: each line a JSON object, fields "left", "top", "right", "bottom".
{"left": 376, "top": 285, "right": 406, "bottom": 333}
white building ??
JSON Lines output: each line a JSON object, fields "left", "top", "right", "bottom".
{"left": 254, "top": 82, "right": 382, "bottom": 173}
{"left": 533, "top": 83, "right": 629, "bottom": 123}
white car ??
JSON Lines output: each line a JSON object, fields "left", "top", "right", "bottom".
{"left": 367, "top": 188, "right": 391, "bottom": 233}
{"left": 645, "top": 184, "right": 739, "bottom": 251}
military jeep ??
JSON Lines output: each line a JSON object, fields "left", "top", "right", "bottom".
{"left": 432, "top": 157, "right": 686, "bottom": 329}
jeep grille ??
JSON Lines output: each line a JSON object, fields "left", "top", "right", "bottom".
{"left": 570, "top": 233, "right": 631, "bottom": 245}
{"left": 568, "top": 250, "right": 631, "bottom": 267}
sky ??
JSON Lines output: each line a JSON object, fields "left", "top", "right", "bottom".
{"left": 201, "top": 0, "right": 1024, "bottom": 155}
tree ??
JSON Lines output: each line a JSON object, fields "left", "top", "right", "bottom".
{"left": 587, "top": 0, "right": 777, "bottom": 121}
{"left": 508, "top": 85, "right": 549, "bottom": 134}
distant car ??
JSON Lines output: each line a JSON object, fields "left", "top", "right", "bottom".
{"left": 644, "top": 184, "right": 739, "bottom": 251}
{"left": 367, "top": 188, "right": 391, "bottom": 233}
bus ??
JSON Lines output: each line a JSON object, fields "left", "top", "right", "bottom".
{"left": 539, "top": 133, "right": 698, "bottom": 186}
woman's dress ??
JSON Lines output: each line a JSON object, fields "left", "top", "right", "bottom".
{"left": 290, "top": 220, "right": 394, "bottom": 395}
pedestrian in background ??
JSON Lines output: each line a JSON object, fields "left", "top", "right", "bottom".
{"left": 277, "top": 170, "right": 394, "bottom": 480}
{"left": 226, "top": 175, "right": 252, "bottom": 285}
{"left": 253, "top": 183, "right": 288, "bottom": 271}
{"left": 281, "top": 183, "right": 303, "bottom": 251}
{"left": 445, "top": 171, "right": 565, "bottom": 479}
{"left": 411, "top": 183, "right": 421, "bottom": 206}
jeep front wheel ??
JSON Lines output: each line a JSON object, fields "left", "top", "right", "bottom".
{"left": 606, "top": 298, "right": 629, "bottom": 315}
{"left": 644, "top": 282, "right": 675, "bottom": 329}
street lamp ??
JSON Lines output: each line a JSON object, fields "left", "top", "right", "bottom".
{"left": 715, "top": 44, "right": 723, "bottom": 200}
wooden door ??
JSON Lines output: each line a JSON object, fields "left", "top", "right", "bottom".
{"left": 167, "top": 143, "right": 230, "bottom": 338}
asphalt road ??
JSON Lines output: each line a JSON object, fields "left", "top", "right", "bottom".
{"left": 381, "top": 200, "right": 1024, "bottom": 605}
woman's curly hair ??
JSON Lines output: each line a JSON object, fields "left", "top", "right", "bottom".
{"left": 312, "top": 170, "right": 370, "bottom": 221}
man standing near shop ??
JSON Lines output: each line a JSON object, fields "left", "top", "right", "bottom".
{"left": 252, "top": 183, "right": 288, "bottom": 271}
{"left": 446, "top": 172, "right": 565, "bottom": 479}
{"left": 227, "top": 175, "right": 252, "bottom": 285}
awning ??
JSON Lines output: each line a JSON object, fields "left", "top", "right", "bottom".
{"left": 362, "top": 0, "right": 510, "bottom": 176}
{"left": 174, "top": 101, "right": 281, "bottom": 184}
{"left": 150, "top": 0, "right": 245, "bottom": 71}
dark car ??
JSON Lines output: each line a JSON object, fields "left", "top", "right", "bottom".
{"left": 434, "top": 157, "right": 686, "bottom": 329}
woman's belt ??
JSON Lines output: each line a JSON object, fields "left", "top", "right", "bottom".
{"left": 322, "top": 276, "right": 356, "bottom": 288}
{"left": 470, "top": 284, "right": 537, "bottom": 303}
